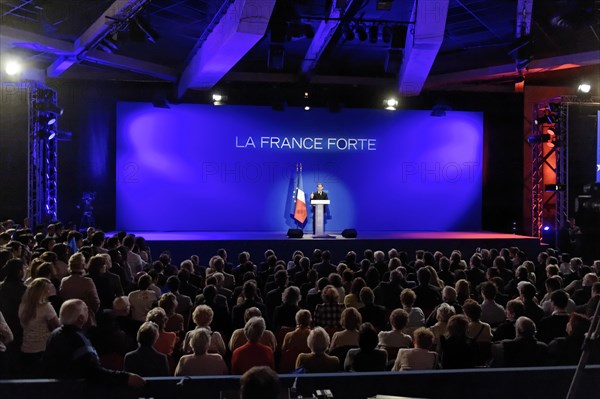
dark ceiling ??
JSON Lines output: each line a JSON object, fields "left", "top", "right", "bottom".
{"left": 0, "top": 0, "right": 598, "bottom": 95}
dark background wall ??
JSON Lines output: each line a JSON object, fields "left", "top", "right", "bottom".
{"left": 42, "top": 80, "right": 523, "bottom": 232}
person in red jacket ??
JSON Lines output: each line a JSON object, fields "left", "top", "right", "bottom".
{"left": 231, "top": 316, "right": 274, "bottom": 374}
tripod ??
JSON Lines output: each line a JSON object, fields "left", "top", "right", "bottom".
{"left": 566, "top": 297, "right": 600, "bottom": 399}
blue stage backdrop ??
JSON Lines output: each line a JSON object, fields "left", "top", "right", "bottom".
{"left": 116, "top": 103, "right": 483, "bottom": 232}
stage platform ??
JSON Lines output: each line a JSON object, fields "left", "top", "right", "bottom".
{"left": 120, "top": 231, "right": 544, "bottom": 264}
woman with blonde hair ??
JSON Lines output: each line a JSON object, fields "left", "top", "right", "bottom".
{"left": 183, "top": 305, "right": 226, "bottom": 355}
{"left": 18, "top": 278, "right": 60, "bottom": 376}
{"left": 455, "top": 279, "right": 471, "bottom": 305}
{"left": 175, "top": 328, "right": 228, "bottom": 376}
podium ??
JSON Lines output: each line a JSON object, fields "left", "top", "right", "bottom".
{"left": 311, "top": 199, "right": 330, "bottom": 237}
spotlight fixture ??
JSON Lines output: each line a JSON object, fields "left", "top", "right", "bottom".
{"left": 303, "top": 91, "right": 310, "bottom": 111}
{"left": 355, "top": 25, "right": 368, "bottom": 42}
{"left": 368, "top": 25, "right": 379, "bottom": 43}
{"left": 527, "top": 133, "right": 552, "bottom": 144}
{"left": 381, "top": 25, "right": 392, "bottom": 43}
{"left": 39, "top": 103, "right": 64, "bottom": 116}
{"left": 212, "top": 93, "right": 227, "bottom": 105}
{"left": 383, "top": 98, "right": 398, "bottom": 111}
{"left": 5, "top": 60, "right": 22, "bottom": 76}
{"left": 578, "top": 82, "right": 591, "bottom": 93}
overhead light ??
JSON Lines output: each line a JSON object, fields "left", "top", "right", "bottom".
{"left": 304, "top": 91, "right": 310, "bottom": 111}
{"left": 212, "top": 93, "right": 227, "bottom": 105}
{"left": 356, "top": 25, "right": 368, "bottom": 42}
{"left": 5, "top": 60, "right": 22, "bottom": 76}
{"left": 381, "top": 26, "right": 392, "bottom": 43}
{"left": 368, "top": 25, "right": 379, "bottom": 43}
{"left": 578, "top": 82, "right": 591, "bottom": 93}
{"left": 384, "top": 98, "right": 398, "bottom": 110}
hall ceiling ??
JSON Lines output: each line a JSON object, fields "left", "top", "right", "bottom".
{"left": 0, "top": 0, "right": 598, "bottom": 97}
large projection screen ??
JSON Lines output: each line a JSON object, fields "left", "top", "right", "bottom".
{"left": 117, "top": 103, "right": 483, "bottom": 232}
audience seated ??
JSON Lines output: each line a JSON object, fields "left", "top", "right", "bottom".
{"left": 330, "top": 307, "right": 361, "bottom": 351}
{"left": 183, "top": 305, "right": 226, "bottom": 355}
{"left": 438, "top": 315, "right": 477, "bottom": 369}
{"left": 428, "top": 303, "right": 455, "bottom": 346}
{"left": 124, "top": 321, "right": 169, "bottom": 376}
{"left": 491, "top": 316, "right": 548, "bottom": 367}
{"left": 281, "top": 309, "right": 311, "bottom": 353}
{"left": 344, "top": 323, "right": 387, "bottom": 372}
{"left": 240, "top": 366, "right": 280, "bottom": 399}
{"left": 175, "top": 328, "right": 228, "bottom": 376}
{"left": 295, "top": 327, "right": 340, "bottom": 373}
{"left": 400, "top": 288, "right": 425, "bottom": 336}
{"left": 231, "top": 317, "right": 274, "bottom": 374}
{"left": 393, "top": 327, "right": 438, "bottom": 371}
{"left": 377, "top": 308, "right": 412, "bottom": 352}
{"left": 314, "top": 285, "right": 345, "bottom": 329}
{"left": 229, "top": 307, "right": 277, "bottom": 352}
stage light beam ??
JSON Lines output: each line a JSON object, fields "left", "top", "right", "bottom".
{"left": 5, "top": 60, "right": 22, "bottom": 76}
{"left": 578, "top": 82, "right": 591, "bottom": 93}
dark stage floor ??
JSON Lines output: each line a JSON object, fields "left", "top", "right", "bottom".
{"left": 116, "top": 231, "right": 543, "bottom": 264}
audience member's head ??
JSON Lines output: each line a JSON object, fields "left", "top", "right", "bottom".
{"left": 447, "top": 314, "right": 469, "bottom": 338}
{"left": 189, "top": 328, "right": 211, "bottom": 355}
{"left": 413, "top": 327, "right": 434, "bottom": 350}
{"left": 282, "top": 285, "right": 301, "bottom": 306}
{"left": 295, "top": 309, "right": 312, "bottom": 328}
{"left": 506, "top": 299, "right": 525, "bottom": 321}
{"left": 192, "top": 305, "right": 214, "bottom": 327}
{"left": 322, "top": 285, "right": 340, "bottom": 303}
{"left": 59, "top": 299, "right": 88, "bottom": 327}
{"left": 240, "top": 366, "right": 280, "bottom": 399}
{"left": 359, "top": 286, "right": 375, "bottom": 306}
{"left": 244, "top": 307, "right": 263, "bottom": 323}
{"left": 462, "top": 299, "right": 482, "bottom": 322}
{"left": 389, "top": 308, "right": 409, "bottom": 331}
{"left": 137, "top": 321, "right": 160, "bottom": 347}
{"left": 340, "top": 307, "right": 362, "bottom": 331}
{"left": 515, "top": 316, "right": 536, "bottom": 339}
{"left": 145, "top": 307, "right": 168, "bottom": 331}
{"left": 400, "top": 288, "right": 416, "bottom": 307}
{"left": 244, "top": 316, "right": 266, "bottom": 343}
{"left": 436, "top": 303, "right": 456, "bottom": 323}
{"left": 358, "top": 322, "right": 379, "bottom": 351}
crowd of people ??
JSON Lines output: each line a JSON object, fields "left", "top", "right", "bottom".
{"left": 1, "top": 220, "right": 599, "bottom": 388}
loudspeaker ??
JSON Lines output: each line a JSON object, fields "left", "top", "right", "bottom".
{"left": 341, "top": 228, "right": 357, "bottom": 238}
{"left": 287, "top": 228, "right": 303, "bottom": 238}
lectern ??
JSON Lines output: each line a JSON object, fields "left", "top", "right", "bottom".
{"left": 311, "top": 199, "right": 330, "bottom": 237}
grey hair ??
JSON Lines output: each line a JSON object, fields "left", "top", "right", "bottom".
{"left": 307, "top": 326, "right": 330, "bottom": 355}
{"left": 190, "top": 328, "right": 211, "bottom": 355}
{"left": 244, "top": 316, "right": 266, "bottom": 342}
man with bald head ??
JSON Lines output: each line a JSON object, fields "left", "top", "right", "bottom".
{"left": 42, "top": 299, "right": 145, "bottom": 388}
{"left": 491, "top": 316, "right": 548, "bottom": 367}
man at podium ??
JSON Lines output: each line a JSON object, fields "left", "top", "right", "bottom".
{"left": 311, "top": 183, "right": 329, "bottom": 235}
{"left": 310, "top": 183, "right": 328, "bottom": 201}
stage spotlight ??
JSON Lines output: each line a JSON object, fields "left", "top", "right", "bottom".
{"left": 47, "top": 130, "right": 56, "bottom": 140}
{"left": 344, "top": 26, "right": 355, "bottom": 41}
{"left": 543, "top": 225, "right": 551, "bottom": 232}
{"left": 578, "top": 82, "right": 591, "bottom": 93}
{"left": 527, "top": 133, "right": 552, "bottom": 144}
{"left": 40, "top": 103, "right": 64, "bottom": 116}
{"left": 545, "top": 184, "right": 566, "bottom": 192}
{"left": 368, "top": 25, "right": 379, "bottom": 43}
{"left": 5, "top": 60, "right": 22, "bottom": 76}
{"left": 383, "top": 98, "right": 398, "bottom": 110}
{"left": 303, "top": 91, "right": 310, "bottom": 111}
{"left": 356, "top": 25, "right": 368, "bottom": 42}
{"left": 381, "top": 25, "right": 392, "bottom": 43}
{"left": 212, "top": 93, "right": 227, "bottom": 105}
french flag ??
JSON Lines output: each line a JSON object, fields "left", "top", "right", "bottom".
{"left": 293, "top": 165, "right": 307, "bottom": 223}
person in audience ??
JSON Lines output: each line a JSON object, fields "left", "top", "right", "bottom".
{"left": 330, "top": 307, "right": 362, "bottom": 350}
{"left": 232, "top": 280, "right": 267, "bottom": 329}
{"left": 540, "top": 276, "right": 576, "bottom": 316}
{"left": 128, "top": 274, "right": 158, "bottom": 322}
{"left": 519, "top": 282, "right": 544, "bottom": 324}
{"left": 583, "top": 282, "right": 600, "bottom": 318}
{"left": 426, "top": 286, "right": 462, "bottom": 327}
{"left": 328, "top": 273, "right": 346, "bottom": 303}
{"left": 123, "top": 321, "right": 169, "bottom": 376}
{"left": 175, "top": 328, "right": 228, "bottom": 376}
{"left": 18, "top": 277, "right": 60, "bottom": 377}
{"left": 572, "top": 273, "right": 598, "bottom": 306}
{"left": 429, "top": 303, "right": 456, "bottom": 346}
{"left": 454, "top": 279, "right": 471, "bottom": 305}
{"left": 295, "top": 326, "right": 340, "bottom": 372}
{"left": 165, "top": 275, "right": 193, "bottom": 328}
{"left": 122, "top": 235, "right": 145, "bottom": 277}
{"left": 87, "top": 254, "right": 122, "bottom": 311}
{"left": 537, "top": 289, "right": 570, "bottom": 344}
{"left": 0, "top": 258, "right": 27, "bottom": 364}
{"left": 314, "top": 285, "right": 345, "bottom": 329}
{"left": 282, "top": 309, "right": 312, "bottom": 353}
{"left": 463, "top": 299, "right": 492, "bottom": 343}
{"left": 393, "top": 327, "right": 438, "bottom": 371}
{"left": 43, "top": 299, "right": 145, "bottom": 387}
{"left": 272, "top": 285, "right": 301, "bottom": 331}
{"left": 240, "top": 366, "right": 280, "bottom": 399}
{"left": 59, "top": 253, "right": 100, "bottom": 327}
{"left": 159, "top": 292, "right": 184, "bottom": 335}
{"left": 438, "top": 315, "right": 477, "bottom": 369}
{"left": 265, "top": 269, "right": 289, "bottom": 321}
{"left": 479, "top": 281, "right": 506, "bottom": 327}
{"left": 0, "top": 310, "right": 13, "bottom": 377}
{"left": 305, "top": 276, "right": 327, "bottom": 314}
{"left": 344, "top": 322, "right": 387, "bottom": 371}
{"left": 493, "top": 299, "right": 525, "bottom": 341}
{"left": 229, "top": 307, "right": 276, "bottom": 352}
{"left": 400, "top": 288, "right": 425, "bottom": 336}
{"left": 358, "top": 286, "right": 387, "bottom": 330}
{"left": 145, "top": 307, "right": 177, "bottom": 359}
{"left": 548, "top": 312, "right": 593, "bottom": 365}
{"left": 378, "top": 308, "right": 412, "bottom": 350}
{"left": 313, "top": 250, "right": 336, "bottom": 278}
{"left": 183, "top": 305, "right": 226, "bottom": 356}
{"left": 491, "top": 316, "right": 548, "bottom": 367}
{"left": 231, "top": 316, "right": 274, "bottom": 374}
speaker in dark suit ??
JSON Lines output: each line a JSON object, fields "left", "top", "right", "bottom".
{"left": 310, "top": 183, "right": 328, "bottom": 233}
